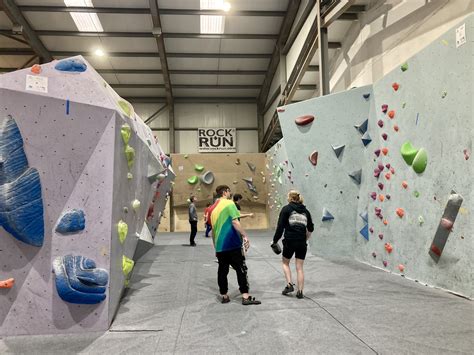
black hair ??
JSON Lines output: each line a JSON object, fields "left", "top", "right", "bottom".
{"left": 233, "top": 193, "right": 243, "bottom": 202}
{"left": 215, "top": 185, "right": 230, "bottom": 197}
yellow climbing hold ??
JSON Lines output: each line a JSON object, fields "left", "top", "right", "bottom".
{"left": 132, "top": 199, "right": 141, "bottom": 211}
{"left": 124, "top": 145, "right": 135, "bottom": 169}
{"left": 118, "top": 100, "right": 133, "bottom": 117}
{"left": 121, "top": 124, "right": 131, "bottom": 145}
{"left": 118, "top": 220, "right": 128, "bottom": 244}
{"left": 122, "top": 255, "right": 134, "bottom": 277}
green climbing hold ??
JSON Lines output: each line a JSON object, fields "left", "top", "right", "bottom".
{"left": 194, "top": 164, "right": 204, "bottom": 172}
{"left": 441, "top": 91, "right": 447, "bottom": 98}
{"left": 118, "top": 220, "right": 128, "bottom": 244}
{"left": 122, "top": 255, "right": 134, "bottom": 277}
{"left": 402, "top": 103, "right": 406, "bottom": 109}
{"left": 400, "top": 63, "right": 408, "bottom": 72}
{"left": 418, "top": 216, "right": 425, "bottom": 225}
{"left": 124, "top": 145, "right": 135, "bottom": 169}
{"left": 127, "top": 172, "right": 133, "bottom": 180}
{"left": 121, "top": 124, "right": 131, "bottom": 145}
{"left": 414, "top": 191, "right": 420, "bottom": 198}
{"left": 132, "top": 199, "right": 141, "bottom": 211}
{"left": 184, "top": 154, "right": 188, "bottom": 159}
{"left": 400, "top": 141, "right": 419, "bottom": 165}
{"left": 187, "top": 176, "right": 198, "bottom": 184}
{"left": 118, "top": 100, "right": 133, "bottom": 117}
{"left": 412, "top": 148, "right": 428, "bottom": 173}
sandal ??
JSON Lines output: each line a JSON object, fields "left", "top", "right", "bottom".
{"left": 242, "top": 296, "right": 261, "bottom": 305}
{"left": 221, "top": 295, "right": 230, "bottom": 304}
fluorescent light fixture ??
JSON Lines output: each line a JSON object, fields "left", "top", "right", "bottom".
{"left": 94, "top": 48, "right": 105, "bottom": 56}
{"left": 64, "top": 0, "right": 104, "bottom": 32}
{"left": 200, "top": 0, "right": 225, "bottom": 34}
{"left": 223, "top": 2, "right": 231, "bottom": 12}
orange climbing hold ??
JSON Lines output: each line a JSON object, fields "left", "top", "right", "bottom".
{"left": 394, "top": 124, "right": 399, "bottom": 132}
{"left": 384, "top": 242, "right": 393, "bottom": 253}
{"left": 379, "top": 194, "right": 385, "bottom": 202}
{"left": 31, "top": 64, "right": 41, "bottom": 74}
{"left": 0, "top": 278, "right": 15, "bottom": 289}
{"left": 402, "top": 181, "right": 408, "bottom": 189}
{"left": 392, "top": 83, "right": 399, "bottom": 91}
{"left": 385, "top": 172, "right": 391, "bottom": 180}
{"left": 382, "top": 147, "right": 389, "bottom": 156}
{"left": 396, "top": 208, "right": 405, "bottom": 218}
{"left": 383, "top": 219, "right": 388, "bottom": 225}
{"left": 388, "top": 110, "right": 395, "bottom": 119}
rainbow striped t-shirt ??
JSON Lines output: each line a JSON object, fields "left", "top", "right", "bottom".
{"left": 209, "top": 198, "right": 242, "bottom": 253}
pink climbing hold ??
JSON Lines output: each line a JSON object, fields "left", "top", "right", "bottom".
{"left": 385, "top": 172, "right": 391, "bottom": 180}
{"left": 463, "top": 149, "right": 470, "bottom": 160}
{"left": 309, "top": 151, "right": 318, "bottom": 166}
{"left": 378, "top": 233, "right": 384, "bottom": 240}
{"left": 394, "top": 124, "right": 400, "bottom": 132}
{"left": 378, "top": 182, "right": 384, "bottom": 190}
{"left": 370, "top": 192, "right": 377, "bottom": 200}
{"left": 372, "top": 252, "right": 377, "bottom": 258}
{"left": 392, "top": 82, "right": 400, "bottom": 91}
{"left": 377, "top": 163, "right": 384, "bottom": 171}
{"left": 385, "top": 163, "right": 391, "bottom": 169}
{"left": 369, "top": 227, "right": 374, "bottom": 234}
{"left": 396, "top": 208, "right": 405, "bottom": 218}
{"left": 382, "top": 133, "right": 388, "bottom": 141}
{"left": 374, "top": 149, "right": 381, "bottom": 157}
{"left": 390, "top": 167, "right": 395, "bottom": 174}
{"left": 382, "top": 104, "right": 388, "bottom": 113}
{"left": 440, "top": 218, "right": 454, "bottom": 230}
{"left": 383, "top": 260, "right": 388, "bottom": 267}
{"left": 398, "top": 264, "right": 405, "bottom": 272}
{"left": 277, "top": 107, "right": 285, "bottom": 112}
{"left": 388, "top": 110, "right": 395, "bottom": 119}
{"left": 385, "top": 242, "right": 393, "bottom": 253}
{"left": 402, "top": 181, "right": 408, "bottom": 189}
{"left": 377, "top": 120, "right": 384, "bottom": 128}
{"left": 382, "top": 147, "right": 389, "bottom": 156}
{"left": 295, "top": 115, "right": 315, "bottom": 126}
{"left": 374, "top": 171, "right": 381, "bottom": 178}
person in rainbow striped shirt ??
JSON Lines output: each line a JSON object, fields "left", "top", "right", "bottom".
{"left": 208, "top": 185, "right": 261, "bottom": 305}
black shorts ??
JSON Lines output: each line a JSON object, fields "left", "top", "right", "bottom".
{"left": 282, "top": 239, "right": 307, "bottom": 260}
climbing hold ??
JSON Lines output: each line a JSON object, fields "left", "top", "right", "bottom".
{"left": 31, "top": 64, "right": 41, "bottom": 74}
{"left": 378, "top": 233, "right": 384, "bottom": 240}
{"left": 247, "top": 162, "right": 256, "bottom": 172}
{"left": 378, "top": 183, "right": 384, "bottom": 190}
{"left": 295, "top": 115, "right": 315, "bottom": 126}
{"left": 384, "top": 243, "right": 393, "bottom": 253}
{"left": 394, "top": 125, "right": 399, "bottom": 132}
{"left": 361, "top": 132, "right": 372, "bottom": 146}
{"left": 398, "top": 264, "right": 405, "bottom": 272}
{"left": 56, "top": 210, "right": 86, "bottom": 234}
{"left": 348, "top": 169, "right": 362, "bottom": 185}
{"left": 331, "top": 144, "right": 345, "bottom": 158}
{"left": 122, "top": 255, "right": 134, "bottom": 278}
{"left": 194, "top": 164, "right": 204, "bottom": 172}
{"left": 378, "top": 163, "right": 384, "bottom": 171}
{"left": 132, "top": 199, "right": 141, "bottom": 211}
{"left": 463, "top": 149, "right": 470, "bottom": 160}
{"left": 118, "top": 100, "right": 133, "bottom": 117}
{"left": 127, "top": 172, "right": 133, "bottom": 180}
{"left": 414, "top": 191, "right": 420, "bottom": 198}
{"left": 363, "top": 93, "right": 371, "bottom": 100}
{"left": 402, "top": 181, "right": 408, "bottom": 189}
{"left": 392, "top": 83, "right": 399, "bottom": 91}
{"left": 400, "top": 63, "right": 408, "bottom": 71}
{"left": 117, "top": 220, "right": 128, "bottom": 244}
{"left": 390, "top": 167, "right": 395, "bottom": 174}
{"left": 377, "top": 120, "right": 384, "bottom": 128}
{"left": 369, "top": 227, "right": 374, "bottom": 234}
{"left": 374, "top": 169, "right": 381, "bottom": 178}
{"left": 383, "top": 219, "right": 388, "bottom": 225}
{"left": 124, "top": 145, "right": 135, "bottom": 169}
{"left": 379, "top": 194, "right": 385, "bottom": 202}
{"left": 121, "top": 124, "right": 131, "bottom": 145}
{"left": 354, "top": 119, "right": 368, "bottom": 134}
{"left": 0, "top": 278, "right": 15, "bottom": 289}
{"left": 309, "top": 151, "right": 318, "bottom": 166}
{"left": 418, "top": 216, "right": 425, "bottom": 225}
{"left": 370, "top": 192, "right": 377, "bottom": 200}
{"left": 382, "top": 148, "right": 389, "bottom": 156}
{"left": 187, "top": 176, "right": 198, "bottom": 185}
{"left": 243, "top": 177, "right": 258, "bottom": 194}
{"left": 396, "top": 208, "right": 405, "bottom": 218}
{"left": 322, "top": 208, "right": 334, "bottom": 221}
{"left": 200, "top": 171, "right": 215, "bottom": 185}
{"left": 184, "top": 154, "right": 188, "bottom": 159}
{"left": 381, "top": 133, "right": 388, "bottom": 141}
{"left": 0, "top": 115, "right": 44, "bottom": 247}
{"left": 441, "top": 91, "right": 447, "bottom": 98}
{"left": 384, "top": 173, "right": 391, "bottom": 180}
{"left": 123, "top": 207, "right": 128, "bottom": 214}
{"left": 360, "top": 224, "right": 369, "bottom": 240}
{"left": 52, "top": 255, "right": 108, "bottom": 304}
{"left": 385, "top": 163, "right": 390, "bottom": 169}
{"left": 359, "top": 210, "right": 368, "bottom": 223}
{"left": 381, "top": 104, "right": 388, "bottom": 113}
{"left": 388, "top": 110, "right": 395, "bottom": 119}
{"left": 383, "top": 260, "right": 388, "bottom": 267}
{"left": 374, "top": 149, "right": 381, "bottom": 157}
{"left": 412, "top": 148, "right": 428, "bottom": 173}
{"left": 372, "top": 252, "right": 377, "bottom": 258}
{"left": 386, "top": 194, "right": 391, "bottom": 200}
{"left": 235, "top": 158, "right": 241, "bottom": 165}
{"left": 54, "top": 58, "right": 87, "bottom": 73}
{"left": 440, "top": 218, "right": 454, "bottom": 230}
{"left": 277, "top": 107, "right": 285, "bottom": 112}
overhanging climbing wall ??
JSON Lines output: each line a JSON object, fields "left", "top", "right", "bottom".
{"left": 277, "top": 17, "right": 472, "bottom": 298}
{"left": 0, "top": 56, "right": 174, "bottom": 336}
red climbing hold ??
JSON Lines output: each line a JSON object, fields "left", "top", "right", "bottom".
{"left": 388, "top": 110, "right": 395, "bottom": 119}
{"left": 392, "top": 82, "right": 400, "bottom": 91}
{"left": 374, "top": 149, "right": 381, "bottom": 157}
{"left": 0, "top": 278, "right": 14, "bottom": 289}
{"left": 396, "top": 208, "right": 405, "bottom": 218}
{"left": 398, "top": 264, "right": 405, "bottom": 272}
{"left": 385, "top": 172, "right": 391, "bottom": 180}
{"left": 383, "top": 260, "right": 388, "bottom": 267}
{"left": 394, "top": 124, "right": 399, "bottom": 132}
{"left": 382, "top": 133, "right": 388, "bottom": 141}
{"left": 378, "top": 182, "right": 384, "bottom": 190}
{"left": 430, "top": 244, "right": 442, "bottom": 257}
{"left": 377, "top": 120, "right": 384, "bottom": 128}
{"left": 382, "top": 104, "right": 388, "bottom": 113}
{"left": 369, "top": 227, "right": 374, "bottom": 233}
{"left": 378, "top": 233, "right": 384, "bottom": 240}
{"left": 402, "top": 181, "right": 408, "bottom": 189}
{"left": 31, "top": 64, "right": 41, "bottom": 74}
{"left": 295, "top": 115, "right": 315, "bottom": 126}
{"left": 385, "top": 163, "right": 391, "bottom": 169}
{"left": 382, "top": 147, "right": 389, "bottom": 156}
{"left": 385, "top": 242, "right": 393, "bottom": 253}
{"left": 370, "top": 192, "right": 377, "bottom": 200}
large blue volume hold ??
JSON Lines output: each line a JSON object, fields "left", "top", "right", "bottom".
{"left": 0, "top": 115, "right": 44, "bottom": 247}
{"left": 54, "top": 58, "right": 87, "bottom": 73}
{"left": 56, "top": 209, "right": 86, "bottom": 234}
{"left": 53, "top": 255, "right": 109, "bottom": 304}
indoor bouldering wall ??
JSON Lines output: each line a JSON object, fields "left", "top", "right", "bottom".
{"left": 0, "top": 56, "right": 174, "bottom": 336}
{"left": 171, "top": 153, "right": 268, "bottom": 232}
{"left": 277, "top": 17, "right": 472, "bottom": 298}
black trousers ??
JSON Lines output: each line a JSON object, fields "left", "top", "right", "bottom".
{"left": 216, "top": 248, "right": 249, "bottom": 295}
{"left": 189, "top": 221, "right": 197, "bottom": 245}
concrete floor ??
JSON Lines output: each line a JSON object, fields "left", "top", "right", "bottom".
{"left": 1, "top": 230, "right": 472, "bottom": 354}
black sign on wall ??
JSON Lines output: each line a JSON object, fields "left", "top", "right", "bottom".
{"left": 198, "top": 128, "right": 236, "bottom": 152}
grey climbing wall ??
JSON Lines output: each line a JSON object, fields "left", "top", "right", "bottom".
{"left": 0, "top": 56, "right": 174, "bottom": 336}
{"left": 276, "top": 16, "right": 472, "bottom": 298}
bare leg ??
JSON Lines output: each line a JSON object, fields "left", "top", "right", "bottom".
{"left": 295, "top": 258, "right": 304, "bottom": 291}
{"left": 282, "top": 257, "right": 292, "bottom": 285}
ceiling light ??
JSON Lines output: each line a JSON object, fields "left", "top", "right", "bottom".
{"left": 64, "top": 0, "right": 104, "bottom": 32}
{"left": 94, "top": 48, "right": 105, "bottom": 56}
{"left": 200, "top": 0, "right": 224, "bottom": 10}
{"left": 201, "top": 15, "right": 225, "bottom": 34}
{"left": 223, "top": 2, "right": 231, "bottom": 12}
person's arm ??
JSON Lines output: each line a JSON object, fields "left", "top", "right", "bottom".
{"left": 190, "top": 205, "right": 198, "bottom": 221}
{"left": 232, "top": 218, "right": 250, "bottom": 251}
{"left": 272, "top": 207, "right": 289, "bottom": 244}
{"left": 306, "top": 210, "right": 314, "bottom": 240}
{"left": 239, "top": 212, "right": 254, "bottom": 219}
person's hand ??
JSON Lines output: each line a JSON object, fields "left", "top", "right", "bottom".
{"left": 249, "top": 213, "right": 254, "bottom": 218}
{"left": 243, "top": 235, "right": 250, "bottom": 252}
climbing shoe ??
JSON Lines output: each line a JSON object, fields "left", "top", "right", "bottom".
{"left": 221, "top": 295, "right": 230, "bottom": 304}
{"left": 242, "top": 296, "right": 261, "bottom": 305}
{"left": 296, "top": 290, "right": 304, "bottom": 299}
{"left": 282, "top": 283, "right": 295, "bottom": 295}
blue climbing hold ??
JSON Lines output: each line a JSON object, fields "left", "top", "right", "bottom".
{"left": 359, "top": 210, "right": 368, "bottom": 223}
{"left": 53, "top": 255, "right": 108, "bottom": 304}
{"left": 363, "top": 93, "right": 370, "bottom": 100}
{"left": 359, "top": 224, "right": 369, "bottom": 240}
{"left": 0, "top": 115, "right": 44, "bottom": 247}
{"left": 354, "top": 119, "right": 368, "bottom": 134}
{"left": 322, "top": 208, "right": 334, "bottom": 221}
{"left": 361, "top": 132, "right": 372, "bottom": 146}
{"left": 54, "top": 58, "right": 87, "bottom": 73}
{"left": 56, "top": 209, "right": 85, "bottom": 234}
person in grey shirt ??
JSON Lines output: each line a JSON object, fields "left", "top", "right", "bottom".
{"left": 188, "top": 196, "right": 198, "bottom": 246}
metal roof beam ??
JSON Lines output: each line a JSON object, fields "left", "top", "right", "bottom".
{"left": 49, "top": 50, "right": 272, "bottom": 59}
{"left": 112, "top": 84, "right": 261, "bottom": 89}
{"left": 126, "top": 97, "right": 257, "bottom": 104}
{"left": 322, "top": 0, "right": 357, "bottom": 27}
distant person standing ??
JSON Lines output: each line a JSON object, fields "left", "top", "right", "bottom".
{"left": 203, "top": 202, "right": 212, "bottom": 238}
{"left": 232, "top": 194, "right": 254, "bottom": 220}
{"left": 208, "top": 185, "right": 261, "bottom": 305}
{"left": 188, "top": 196, "right": 198, "bottom": 246}
{"left": 272, "top": 190, "right": 314, "bottom": 299}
